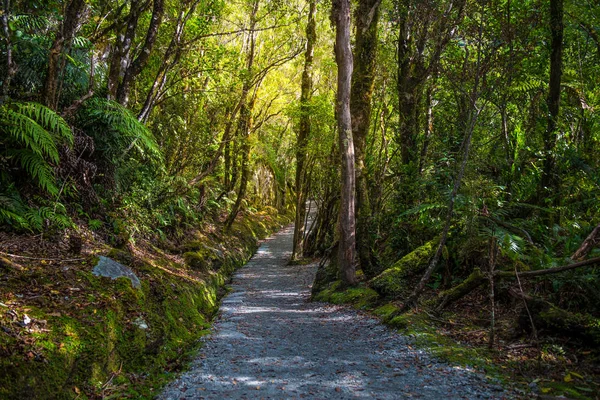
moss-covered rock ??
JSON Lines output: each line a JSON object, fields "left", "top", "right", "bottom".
{"left": 328, "top": 286, "right": 379, "bottom": 309}
{"left": 369, "top": 240, "right": 438, "bottom": 299}
{"left": 313, "top": 281, "right": 380, "bottom": 310}
{"left": 373, "top": 303, "right": 401, "bottom": 322}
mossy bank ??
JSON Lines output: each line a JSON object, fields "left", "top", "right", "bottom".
{"left": 0, "top": 208, "right": 292, "bottom": 399}
{"left": 312, "top": 278, "right": 599, "bottom": 399}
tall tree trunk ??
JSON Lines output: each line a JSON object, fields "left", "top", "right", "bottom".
{"left": 188, "top": 103, "right": 242, "bottom": 187}
{"left": 398, "top": 2, "right": 485, "bottom": 312}
{"left": 397, "top": 88, "right": 421, "bottom": 166}
{"left": 224, "top": 133, "right": 232, "bottom": 188}
{"left": 539, "top": 0, "right": 563, "bottom": 209}
{"left": 395, "top": 0, "right": 421, "bottom": 169}
{"left": 400, "top": 90, "right": 483, "bottom": 313}
{"left": 292, "top": 0, "right": 317, "bottom": 261}
{"left": 224, "top": 0, "right": 258, "bottom": 229}
{"left": 395, "top": 0, "right": 465, "bottom": 208}
{"left": 418, "top": 83, "right": 435, "bottom": 174}
{"left": 333, "top": 0, "right": 357, "bottom": 286}
{"left": 107, "top": 0, "right": 144, "bottom": 100}
{"left": 43, "top": 0, "right": 86, "bottom": 110}
{"left": 117, "top": 0, "right": 165, "bottom": 106}
{"left": 225, "top": 99, "right": 255, "bottom": 229}
{"left": 350, "top": 0, "right": 381, "bottom": 277}
{"left": 138, "top": 6, "right": 189, "bottom": 122}
{"left": 1, "top": 0, "right": 17, "bottom": 99}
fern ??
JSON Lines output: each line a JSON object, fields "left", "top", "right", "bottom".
{"left": 23, "top": 206, "right": 73, "bottom": 231}
{"left": 0, "top": 189, "right": 29, "bottom": 230}
{"left": 0, "top": 101, "right": 73, "bottom": 195}
{"left": 0, "top": 186, "right": 72, "bottom": 232}
{"left": 80, "top": 98, "right": 161, "bottom": 160}
{"left": 10, "top": 14, "right": 50, "bottom": 32}
{"left": 6, "top": 150, "right": 58, "bottom": 194}
{"left": 399, "top": 203, "right": 448, "bottom": 218}
{"left": 479, "top": 225, "right": 527, "bottom": 260}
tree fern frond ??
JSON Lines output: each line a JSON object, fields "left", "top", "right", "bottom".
{"left": 0, "top": 189, "right": 30, "bottom": 230}
{"left": 13, "top": 102, "right": 73, "bottom": 145}
{"left": 10, "top": 14, "right": 50, "bottom": 32}
{"left": 399, "top": 203, "right": 448, "bottom": 218}
{"left": 24, "top": 208, "right": 44, "bottom": 231}
{"left": 0, "top": 101, "right": 73, "bottom": 195}
{"left": 0, "top": 207, "right": 29, "bottom": 230}
{"left": 479, "top": 225, "right": 526, "bottom": 257}
{"left": 1, "top": 109, "right": 59, "bottom": 162}
{"left": 6, "top": 150, "right": 59, "bottom": 195}
{"left": 81, "top": 98, "right": 161, "bottom": 160}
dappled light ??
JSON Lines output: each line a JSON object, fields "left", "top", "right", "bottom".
{"left": 1, "top": 0, "right": 599, "bottom": 397}
{"left": 159, "top": 225, "right": 510, "bottom": 399}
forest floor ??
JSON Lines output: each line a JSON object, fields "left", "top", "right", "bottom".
{"left": 158, "top": 222, "right": 519, "bottom": 399}
{"left": 0, "top": 208, "right": 293, "bottom": 399}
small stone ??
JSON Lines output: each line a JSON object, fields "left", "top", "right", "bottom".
{"left": 528, "top": 382, "right": 539, "bottom": 392}
{"left": 92, "top": 256, "right": 141, "bottom": 289}
{"left": 134, "top": 317, "right": 148, "bottom": 330}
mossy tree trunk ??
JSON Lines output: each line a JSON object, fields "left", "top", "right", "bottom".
{"left": 107, "top": 0, "right": 143, "bottom": 100}
{"left": 430, "top": 268, "right": 486, "bottom": 311}
{"left": 350, "top": 0, "right": 382, "bottom": 278}
{"left": 1, "top": 0, "right": 17, "bottom": 98}
{"left": 395, "top": 0, "right": 466, "bottom": 206}
{"left": 398, "top": 6, "right": 484, "bottom": 311}
{"left": 44, "top": 0, "right": 87, "bottom": 110}
{"left": 332, "top": 0, "right": 357, "bottom": 286}
{"left": 539, "top": 0, "right": 563, "bottom": 211}
{"left": 116, "top": 0, "right": 164, "bottom": 106}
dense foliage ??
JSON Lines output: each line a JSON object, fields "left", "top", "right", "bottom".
{"left": 1, "top": 0, "right": 600, "bottom": 395}
{"left": 0, "top": 0, "right": 305, "bottom": 239}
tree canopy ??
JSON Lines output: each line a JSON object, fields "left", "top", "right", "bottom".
{"left": 1, "top": 0, "right": 600, "bottom": 396}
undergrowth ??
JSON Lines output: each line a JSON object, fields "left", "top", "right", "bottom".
{"left": 0, "top": 208, "right": 292, "bottom": 399}
{"left": 312, "top": 280, "right": 600, "bottom": 400}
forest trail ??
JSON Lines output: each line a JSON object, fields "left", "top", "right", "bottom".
{"left": 158, "top": 223, "right": 513, "bottom": 399}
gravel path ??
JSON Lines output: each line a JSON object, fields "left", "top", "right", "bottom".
{"left": 158, "top": 223, "right": 516, "bottom": 399}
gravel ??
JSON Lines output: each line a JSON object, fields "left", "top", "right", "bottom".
{"left": 158, "top": 223, "right": 519, "bottom": 399}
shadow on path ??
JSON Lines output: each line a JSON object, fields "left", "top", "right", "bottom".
{"left": 158, "top": 224, "right": 512, "bottom": 399}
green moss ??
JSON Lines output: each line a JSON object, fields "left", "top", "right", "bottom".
{"left": 312, "top": 281, "right": 340, "bottom": 302}
{"left": 539, "top": 307, "right": 600, "bottom": 345}
{"left": 373, "top": 303, "right": 400, "bottom": 322}
{"left": 329, "top": 287, "right": 379, "bottom": 309}
{"left": 539, "top": 381, "right": 596, "bottom": 400}
{"left": 388, "top": 315, "right": 409, "bottom": 329}
{"left": 370, "top": 240, "right": 438, "bottom": 299}
{"left": 183, "top": 251, "right": 211, "bottom": 272}
{"left": 0, "top": 208, "right": 293, "bottom": 399}
{"left": 425, "top": 268, "right": 485, "bottom": 310}
{"left": 313, "top": 282, "right": 379, "bottom": 310}
{"left": 180, "top": 240, "right": 205, "bottom": 251}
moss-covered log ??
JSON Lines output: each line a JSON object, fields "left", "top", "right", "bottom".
{"left": 510, "top": 290, "right": 600, "bottom": 346}
{"left": 429, "top": 268, "right": 486, "bottom": 311}
{"left": 369, "top": 240, "right": 437, "bottom": 299}
{"left": 428, "top": 256, "right": 600, "bottom": 312}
